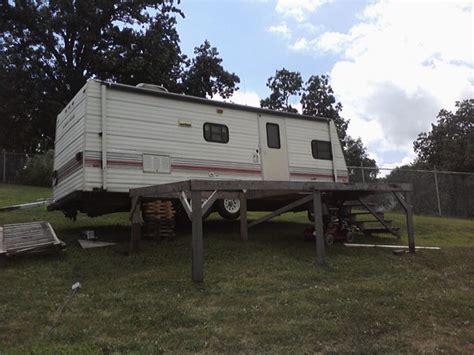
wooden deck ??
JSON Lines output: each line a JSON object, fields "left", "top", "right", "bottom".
{"left": 129, "top": 180, "right": 414, "bottom": 282}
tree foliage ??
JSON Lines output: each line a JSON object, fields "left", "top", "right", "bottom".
{"left": 0, "top": 1, "right": 239, "bottom": 152}
{"left": 413, "top": 99, "right": 474, "bottom": 172}
{"left": 302, "top": 75, "right": 348, "bottom": 141}
{"left": 181, "top": 40, "right": 240, "bottom": 99}
{"left": 260, "top": 68, "right": 377, "bottom": 177}
{"left": 343, "top": 136, "right": 378, "bottom": 181}
{"left": 260, "top": 68, "right": 302, "bottom": 113}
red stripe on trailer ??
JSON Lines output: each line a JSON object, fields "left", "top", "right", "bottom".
{"left": 290, "top": 171, "right": 349, "bottom": 181}
{"left": 171, "top": 163, "right": 262, "bottom": 175}
{"left": 85, "top": 159, "right": 262, "bottom": 175}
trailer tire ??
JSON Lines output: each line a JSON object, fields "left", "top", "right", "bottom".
{"left": 217, "top": 199, "right": 240, "bottom": 220}
{"left": 325, "top": 233, "right": 335, "bottom": 246}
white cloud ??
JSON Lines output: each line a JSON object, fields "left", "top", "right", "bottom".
{"left": 290, "top": 38, "right": 312, "bottom": 51}
{"left": 275, "top": 0, "right": 332, "bottom": 22}
{"left": 268, "top": 22, "right": 291, "bottom": 38}
{"left": 290, "top": 32, "right": 349, "bottom": 53}
{"left": 302, "top": 0, "right": 473, "bottom": 165}
{"left": 220, "top": 90, "right": 262, "bottom": 108}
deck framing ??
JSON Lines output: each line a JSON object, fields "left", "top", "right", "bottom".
{"left": 129, "top": 180, "right": 414, "bottom": 282}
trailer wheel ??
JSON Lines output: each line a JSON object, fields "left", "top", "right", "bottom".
{"left": 217, "top": 198, "right": 240, "bottom": 220}
{"left": 325, "top": 233, "right": 335, "bottom": 246}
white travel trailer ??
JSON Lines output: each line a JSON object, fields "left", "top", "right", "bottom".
{"left": 49, "top": 79, "right": 348, "bottom": 218}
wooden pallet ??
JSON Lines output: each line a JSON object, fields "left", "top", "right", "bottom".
{"left": 142, "top": 200, "right": 176, "bottom": 240}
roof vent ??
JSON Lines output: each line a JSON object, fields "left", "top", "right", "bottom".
{"left": 136, "top": 83, "right": 168, "bottom": 92}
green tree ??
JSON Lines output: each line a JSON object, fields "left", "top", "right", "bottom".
{"left": 414, "top": 99, "right": 474, "bottom": 172}
{"left": 301, "top": 75, "right": 348, "bottom": 140}
{"left": 181, "top": 40, "right": 240, "bottom": 99}
{"left": 343, "top": 137, "right": 378, "bottom": 181}
{"left": 0, "top": 1, "right": 239, "bottom": 152}
{"left": 260, "top": 69, "right": 378, "bottom": 179}
{"left": 260, "top": 68, "right": 303, "bottom": 113}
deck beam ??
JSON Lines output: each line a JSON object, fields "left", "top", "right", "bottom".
{"left": 248, "top": 194, "right": 313, "bottom": 229}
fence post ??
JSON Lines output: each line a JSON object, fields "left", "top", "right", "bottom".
{"left": 360, "top": 161, "right": 365, "bottom": 183}
{"left": 2, "top": 149, "right": 6, "bottom": 183}
{"left": 433, "top": 166, "right": 442, "bottom": 216}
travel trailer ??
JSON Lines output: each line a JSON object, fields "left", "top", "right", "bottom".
{"left": 49, "top": 79, "right": 348, "bottom": 219}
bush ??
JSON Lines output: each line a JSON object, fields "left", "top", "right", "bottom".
{"left": 18, "top": 150, "right": 54, "bottom": 187}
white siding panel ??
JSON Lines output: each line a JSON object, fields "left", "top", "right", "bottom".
{"left": 84, "top": 166, "right": 102, "bottom": 191}
{"left": 54, "top": 168, "right": 83, "bottom": 200}
{"left": 286, "top": 120, "right": 332, "bottom": 170}
{"left": 72, "top": 80, "right": 348, "bottom": 199}
{"left": 105, "top": 168, "right": 260, "bottom": 193}
{"left": 104, "top": 89, "right": 260, "bottom": 168}
{"left": 53, "top": 82, "right": 87, "bottom": 201}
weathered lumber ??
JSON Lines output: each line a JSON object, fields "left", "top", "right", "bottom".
{"left": 129, "top": 196, "right": 142, "bottom": 253}
{"left": 178, "top": 191, "right": 192, "bottom": 221}
{"left": 245, "top": 190, "right": 304, "bottom": 200}
{"left": 358, "top": 198, "right": 400, "bottom": 238}
{"left": 313, "top": 190, "right": 325, "bottom": 265}
{"left": 202, "top": 190, "right": 219, "bottom": 217}
{"left": 344, "top": 243, "right": 438, "bottom": 250}
{"left": 0, "top": 199, "right": 52, "bottom": 212}
{"left": 394, "top": 192, "right": 415, "bottom": 253}
{"left": 130, "top": 180, "right": 191, "bottom": 197}
{"left": 239, "top": 192, "right": 248, "bottom": 241}
{"left": 189, "top": 180, "right": 412, "bottom": 193}
{"left": 248, "top": 194, "right": 313, "bottom": 228}
{"left": 191, "top": 191, "right": 204, "bottom": 283}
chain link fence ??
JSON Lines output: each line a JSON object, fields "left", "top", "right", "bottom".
{"left": 348, "top": 165, "right": 474, "bottom": 218}
{"left": 1, "top": 150, "right": 473, "bottom": 217}
{"left": 0, "top": 150, "right": 30, "bottom": 184}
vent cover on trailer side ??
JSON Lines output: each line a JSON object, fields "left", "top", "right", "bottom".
{"left": 143, "top": 154, "right": 171, "bottom": 173}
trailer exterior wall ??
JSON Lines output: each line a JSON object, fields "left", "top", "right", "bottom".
{"left": 53, "top": 83, "right": 88, "bottom": 200}
{"left": 53, "top": 80, "right": 349, "bottom": 203}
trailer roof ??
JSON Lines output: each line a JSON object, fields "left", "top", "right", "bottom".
{"left": 99, "top": 80, "right": 330, "bottom": 123}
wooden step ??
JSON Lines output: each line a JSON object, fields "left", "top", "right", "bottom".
{"left": 356, "top": 220, "right": 393, "bottom": 229}
{"left": 344, "top": 201, "right": 377, "bottom": 207}
{"left": 351, "top": 211, "right": 385, "bottom": 217}
{"left": 350, "top": 212, "right": 385, "bottom": 222}
{"left": 361, "top": 227, "right": 400, "bottom": 234}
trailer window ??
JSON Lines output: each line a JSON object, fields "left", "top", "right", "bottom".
{"left": 203, "top": 123, "right": 229, "bottom": 143}
{"left": 266, "top": 123, "right": 281, "bottom": 149}
{"left": 311, "top": 140, "right": 332, "bottom": 160}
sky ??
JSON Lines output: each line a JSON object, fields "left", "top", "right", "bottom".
{"left": 175, "top": 0, "right": 473, "bottom": 169}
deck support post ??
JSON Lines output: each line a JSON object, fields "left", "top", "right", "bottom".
{"left": 405, "top": 192, "right": 415, "bottom": 253}
{"left": 312, "top": 190, "right": 325, "bottom": 265}
{"left": 191, "top": 190, "right": 204, "bottom": 283}
{"left": 130, "top": 196, "right": 141, "bottom": 253}
{"left": 394, "top": 192, "right": 415, "bottom": 253}
{"left": 239, "top": 191, "right": 248, "bottom": 241}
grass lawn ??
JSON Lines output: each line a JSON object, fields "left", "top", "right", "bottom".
{"left": 0, "top": 183, "right": 473, "bottom": 352}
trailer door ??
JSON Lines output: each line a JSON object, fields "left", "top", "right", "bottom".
{"left": 258, "top": 114, "right": 290, "bottom": 180}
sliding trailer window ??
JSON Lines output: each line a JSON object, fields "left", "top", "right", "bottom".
{"left": 203, "top": 123, "right": 229, "bottom": 143}
{"left": 311, "top": 140, "right": 332, "bottom": 160}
